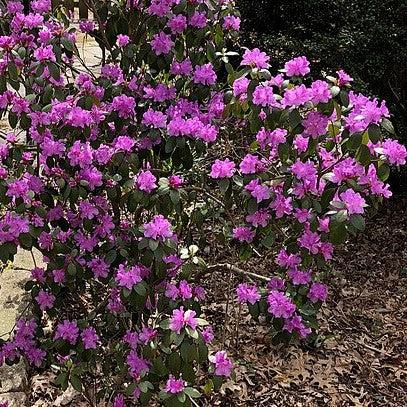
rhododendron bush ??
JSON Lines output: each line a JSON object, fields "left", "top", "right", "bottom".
{"left": 0, "top": 0, "right": 406, "bottom": 405}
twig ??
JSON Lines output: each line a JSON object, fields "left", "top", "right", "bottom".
{"left": 84, "top": 0, "right": 112, "bottom": 55}
{"left": 0, "top": 300, "right": 32, "bottom": 339}
{"left": 185, "top": 186, "right": 226, "bottom": 209}
{"left": 206, "top": 263, "right": 271, "bottom": 282}
{"left": 361, "top": 342, "right": 392, "bottom": 357}
{"left": 222, "top": 266, "right": 233, "bottom": 347}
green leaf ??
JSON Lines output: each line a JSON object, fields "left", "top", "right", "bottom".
{"left": 289, "top": 109, "right": 302, "bottom": 129}
{"left": 219, "top": 178, "right": 230, "bottom": 195}
{"left": 67, "top": 263, "right": 76, "bottom": 276}
{"left": 48, "top": 62, "right": 60, "bottom": 80}
{"left": 159, "top": 319, "right": 170, "bottom": 329}
{"left": 278, "top": 143, "right": 290, "bottom": 162}
{"left": 149, "top": 239, "right": 159, "bottom": 251}
{"left": 19, "top": 233, "right": 33, "bottom": 250}
{"left": 185, "top": 327, "right": 199, "bottom": 339}
{"left": 134, "top": 282, "right": 146, "bottom": 297}
{"left": 248, "top": 302, "right": 260, "bottom": 320}
{"left": 339, "top": 90, "right": 349, "bottom": 107}
{"left": 368, "top": 123, "right": 381, "bottom": 143}
{"left": 356, "top": 144, "right": 371, "bottom": 166}
{"left": 329, "top": 221, "right": 347, "bottom": 245}
{"left": 347, "top": 132, "right": 363, "bottom": 150}
{"left": 169, "top": 190, "right": 180, "bottom": 205}
{"left": 55, "top": 372, "right": 69, "bottom": 390}
{"left": 381, "top": 118, "right": 395, "bottom": 135}
{"left": 350, "top": 214, "right": 365, "bottom": 231}
{"left": 167, "top": 351, "right": 181, "bottom": 374}
{"left": 105, "top": 250, "right": 117, "bottom": 265}
{"left": 152, "top": 358, "right": 168, "bottom": 377}
{"left": 8, "top": 112, "right": 18, "bottom": 129}
{"left": 203, "top": 379, "right": 214, "bottom": 394}
{"left": 261, "top": 231, "right": 275, "bottom": 248}
{"left": 70, "top": 374, "right": 82, "bottom": 392}
{"left": 377, "top": 163, "right": 390, "bottom": 181}
{"left": 8, "top": 62, "right": 19, "bottom": 80}
{"left": 61, "top": 37, "right": 76, "bottom": 53}
{"left": 184, "top": 387, "right": 201, "bottom": 398}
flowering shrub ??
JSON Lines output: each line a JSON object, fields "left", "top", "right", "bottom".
{"left": 0, "top": 0, "right": 405, "bottom": 405}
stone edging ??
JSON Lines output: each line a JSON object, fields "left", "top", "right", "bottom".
{"left": 0, "top": 249, "right": 43, "bottom": 407}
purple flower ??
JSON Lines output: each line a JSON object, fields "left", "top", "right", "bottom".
{"left": 88, "top": 258, "right": 109, "bottom": 279}
{"left": 210, "top": 159, "right": 235, "bottom": 178}
{"left": 308, "top": 282, "right": 328, "bottom": 303}
{"left": 233, "top": 226, "right": 255, "bottom": 243}
{"left": 165, "top": 375, "right": 186, "bottom": 394}
{"left": 142, "top": 108, "right": 167, "bottom": 128}
{"left": 209, "top": 351, "right": 233, "bottom": 377}
{"left": 233, "top": 76, "right": 250, "bottom": 97}
{"left": 202, "top": 326, "right": 214, "bottom": 343}
{"left": 167, "top": 15, "right": 187, "bottom": 34}
{"left": 111, "top": 95, "right": 135, "bottom": 119}
{"left": 135, "top": 170, "right": 157, "bottom": 193}
{"left": 284, "top": 56, "right": 310, "bottom": 77}
{"left": 339, "top": 189, "right": 366, "bottom": 215}
{"left": 283, "top": 315, "right": 311, "bottom": 338}
{"left": 267, "top": 291, "right": 296, "bottom": 318}
{"left": 81, "top": 327, "right": 99, "bottom": 349}
{"left": 113, "top": 394, "right": 125, "bottom": 407}
{"left": 193, "top": 63, "right": 217, "bottom": 86}
{"left": 143, "top": 215, "right": 173, "bottom": 240}
{"left": 35, "top": 290, "right": 55, "bottom": 311}
{"left": 298, "top": 229, "right": 320, "bottom": 254}
{"left": 33, "top": 45, "right": 56, "bottom": 62}
{"left": 241, "top": 48, "right": 270, "bottom": 69}
{"left": 150, "top": 32, "right": 174, "bottom": 55}
{"left": 165, "top": 283, "right": 179, "bottom": 300}
{"left": 113, "top": 135, "right": 135, "bottom": 152}
{"left": 138, "top": 327, "right": 157, "bottom": 344}
{"left": 169, "top": 307, "right": 197, "bottom": 334}
{"left": 288, "top": 269, "right": 311, "bottom": 285}
{"left": 179, "top": 280, "right": 192, "bottom": 300}
{"left": 168, "top": 175, "right": 183, "bottom": 189}
{"left": 381, "top": 139, "right": 407, "bottom": 165}
{"left": 236, "top": 283, "right": 261, "bottom": 305}
{"left": 246, "top": 209, "right": 270, "bottom": 228}
{"left": 302, "top": 111, "right": 329, "bottom": 138}
{"left": 54, "top": 320, "right": 79, "bottom": 345}
{"left": 79, "top": 20, "right": 94, "bottom": 33}
{"left": 252, "top": 85, "right": 277, "bottom": 107}
{"left": 116, "top": 34, "right": 130, "bottom": 47}
{"left": 115, "top": 264, "right": 143, "bottom": 290}
{"left": 223, "top": 15, "right": 241, "bottom": 31}
{"left": 245, "top": 179, "right": 270, "bottom": 203}
{"left": 337, "top": 69, "right": 353, "bottom": 86}
{"left": 126, "top": 350, "right": 149, "bottom": 376}
{"left": 170, "top": 58, "right": 192, "bottom": 76}
{"left": 275, "top": 253, "right": 301, "bottom": 274}
{"left": 239, "top": 154, "right": 262, "bottom": 174}
{"left": 310, "top": 80, "right": 331, "bottom": 104}
{"left": 267, "top": 277, "right": 285, "bottom": 292}
{"left": 189, "top": 11, "right": 207, "bottom": 28}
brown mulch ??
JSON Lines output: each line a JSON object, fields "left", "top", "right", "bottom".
{"left": 29, "top": 197, "right": 407, "bottom": 406}
{"left": 206, "top": 196, "right": 407, "bottom": 407}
